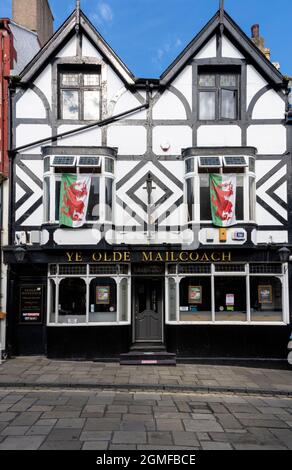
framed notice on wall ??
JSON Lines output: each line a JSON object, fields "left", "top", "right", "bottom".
{"left": 96, "top": 286, "right": 110, "bottom": 305}
{"left": 188, "top": 286, "right": 202, "bottom": 304}
{"left": 258, "top": 285, "right": 272, "bottom": 304}
{"left": 19, "top": 285, "right": 43, "bottom": 324}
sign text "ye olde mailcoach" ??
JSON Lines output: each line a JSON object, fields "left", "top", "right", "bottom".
{"left": 65, "top": 251, "right": 232, "bottom": 263}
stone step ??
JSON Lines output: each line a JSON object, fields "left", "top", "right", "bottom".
{"left": 120, "top": 350, "right": 176, "bottom": 366}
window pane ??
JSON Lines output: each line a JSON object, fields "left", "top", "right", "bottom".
{"left": 58, "top": 278, "right": 86, "bottom": 324}
{"left": 200, "top": 174, "right": 212, "bottom": 220}
{"left": 105, "top": 177, "right": 113, "bottom": 221}
{"left": 199, "top": 91, "right": 216, "bottom": 120}
{"left": 84, "top": 90, "right": 100, "bottom": 120}
{"left": 179, "top": 277, "right": 212, "bottom": 321}
{"left": 105, "top": 158, "right": 114, "bottom": 174}
{"left": 186, "top": 178, "right": 194, "bottom": 221}
{"left": 62, "top": 90, "right": 79, "bottom": 119}
{"left": 236, "top": 175, "right": 244, "bottom": 220}
{"left": 55, "top": 180, "right": 61, "bottom": 221}
{"left": 84, "top": 74, "right": 100, "bottom": 86}
{"left": 215, "top": 276, "right": 246, "bottom": 321}
{"left": 44, "top": 177, "right": 50, "bottom": 222}
{"left": 89, "top": 278, "right": 117, "bottom": 322}
{"left": 220, "top": 74, "right": 237, "bottom": 87}
{"left": 249, "top": 177, "right": 256, "bottom": 221}
{"left": 168, "top": 278, "right": 177, "bottom": 321}
{"left": 221, "top": 89, "right": 236, "bottom": 119}
{"left": 87, "top": 177, "right": 100, "bottom": 221}
{"left": 249, "top": 157, "right": 256, "bottom": 173}
{"left": 49, "top": 279, "right": 56, "bottom": 323}
{"left": 185, "top": 158, "right": 194, "bottom": 174}
{"left": 119, "top": 278, "right": 128, "bottom": 322}
{"left": 250, "top": 276, "right": 282, "bottom": 322}
{"left": 199, "top": 74, "right": 216, "bottom": 87}
{"left": 61, "top": 73, "right": 79, "bottom": 86}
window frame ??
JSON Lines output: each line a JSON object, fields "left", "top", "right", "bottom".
{"left": 58, "top": 66, "right": 102, "bottom": 122}
{"left": 185, "top": 155, "right": 256, "bottom": 224}
{"left": 47, "top": 264, "right": 131, "bottom": 326}
{"left": 165, "top": 263, "right": 288, "bottom": 325}
{"left": 198, "top": 69, "right": 240, "bottom": 121}
{"left": 43, "top": 155, "right": 115, "bottom": 225}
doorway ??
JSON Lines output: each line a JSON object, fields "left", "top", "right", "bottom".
{"left": 133, "top": 277, "right": 163, "bottom": 342}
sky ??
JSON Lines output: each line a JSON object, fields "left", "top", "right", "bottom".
{"left": 1, "top": 0, "right": 292, "bottom": 77}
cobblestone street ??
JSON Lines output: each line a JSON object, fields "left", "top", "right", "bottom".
{"left": 0, "top": 388, "right": 291, "bottom": 450}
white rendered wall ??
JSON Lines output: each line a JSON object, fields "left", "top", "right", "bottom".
{"left": 82, "top": 35, "right": 103, "bottom": 60}
{"left": 247, "top": 125, "right": 286, "bottom": 154}
{"left": 197, "top": 125, "right": 241, "bottom": 146}
{"left": 16, "top": 90, "right": 46, "bottom": 119}
{"left": 16, "top": 124, "right": 51, "bottom": 154}
{"left": 108, "top": 125, "right": 147, "bottom": 155}
{"left": 171, "top": 66, "right": 192, "bottom": 108}
{"left": 153, "top": 91, "right": 187, "bottom": 120}
{"left": 252, "top": 89, "right": 285, "bottom": 119}
{"left": 194, "top": 36, "right": 217, "bottom": 59}
{"left": 56, "top": 125, "right": 102, "bottom": 146}
{"left": 246, "top": 65, "right": 268, "bottom": 109}
{"left": 34, "top": 65, "right": 53, "bottom": 110}
{"left": 56, "top": 36, "right": 76, "bottom": 57}
{"left": 53, "top": 229, "right": 101, "bottom": 245}
{"left": 113, "top": 90, "right": 147, "bottom": 119}
{"left": 153, "top": 126, "right": 192, "bottom": 155}
{"left": 222, "top": 36, "right": 244, "bottom": 59}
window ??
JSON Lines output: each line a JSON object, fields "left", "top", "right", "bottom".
{"left": 198, "top": 70, "right": 239, "bottom": 120}
{"left": 44, "top": 155, "right": 115, "bottom": 224}
{"left": 59, "top": 67, "right": 101, "bottom": 121}
{"left": 48, "top": 264, "right": 131, "bottom": 325}
{"left": 167, "top": 263, "right": 286, "bottom": 324}
{"left": 185, "top": 155, "right": 255, "bottom": 223}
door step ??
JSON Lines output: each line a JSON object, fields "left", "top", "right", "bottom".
{"left": 120, "top": 350, "right": 176, "bottom": 366}
{"left": 130, "top": 342, "right": 166, "bottom": 352}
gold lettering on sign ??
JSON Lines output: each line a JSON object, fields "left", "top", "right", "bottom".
{"left": 142, "top": 252, "right": 152, "bottom": 262}
{"left": 124, "top": 252, "right": 130, "bottom": 262}
{"left": 113, "top": 252, "right": 122, "bottom": 262}
{"left": 92, "top": 252, "right": 102, "bottom": 262}
{"left": 154, "top": 252, "right": 164, "bottom": 262}
{"left": 189, "top": 252, "right": 199, "bottom": 262}
{"left": 76, "top": 252, "right": 83, "bottom": 262}
{"left": 66, "top": 252, "right": 74, "bottom": 262}
{"left": 211, "top": 252, "right": 221, "bottom": 262}
{"left": 179, "top": 252, "right": 188, "bottom": 262}
{"left": 222, "top": 252, "right": 232, "bottom": 262}
{"left": 200, "top": 253, "right": 209, "bottom": 262}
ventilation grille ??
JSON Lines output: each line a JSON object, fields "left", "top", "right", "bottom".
{"left": 89, "top": 264, "right": 118, "bottom": 275}
{"left": 59, "top": 264, "right": 87, "bottom": 275}
{"left": 215, "top": 264, "right": 245, "bottom": 272}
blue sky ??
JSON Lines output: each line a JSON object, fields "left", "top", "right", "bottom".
{"left": 1, "top": 0, "right": 292, "bottom": 77}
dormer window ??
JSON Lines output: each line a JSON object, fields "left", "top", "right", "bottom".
{"left": 59, "top": 66, "right": 101, "bottom": 121}
{"left": 198, "top": 69, "right": 239, "bottom": 121}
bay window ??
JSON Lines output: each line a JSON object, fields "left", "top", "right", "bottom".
{"left": 43, "top": 153, "right": 115, "bottom": 225}
{"left": 185, "top": 154, "right": 256, "bottom": 223}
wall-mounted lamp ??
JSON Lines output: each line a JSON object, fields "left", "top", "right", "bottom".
{"left": 14, "top": 246, "right": 27, "bottom": 263}
{"left": 278, "top": 247, "right": 291, "bottom": 263}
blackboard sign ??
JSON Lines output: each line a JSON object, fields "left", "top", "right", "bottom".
{"left": 20, "top": 286, "right": 43, "bottom": 324}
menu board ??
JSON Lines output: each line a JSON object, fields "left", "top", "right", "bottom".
{"left": 20, "top": 286, "right": 43, "bottom": 324}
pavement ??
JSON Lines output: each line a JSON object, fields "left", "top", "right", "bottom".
{"left": 0, "top": 357, "right": 291, "bottom": 450}
{"left": 0, "top": 357, "right": 291, "bottom": 395}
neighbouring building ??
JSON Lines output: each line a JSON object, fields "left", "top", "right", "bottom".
{"left": 0, "top": 0, "right": 53, "bottom": 358}
{"left": 3, "top": 6, "right": 292, "bottom": 364}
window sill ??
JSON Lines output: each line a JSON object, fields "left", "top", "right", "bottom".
{"left": 47, "top": 322, "right": 131, "bottom": 327}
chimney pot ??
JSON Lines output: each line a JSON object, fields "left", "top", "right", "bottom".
{"left": 251, "top": 24, "right": 260, "bottom": 39}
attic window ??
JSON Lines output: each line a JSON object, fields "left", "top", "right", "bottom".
{"left": 59, "top": 66, "right": 101, "bottom": 121}
{"left": 198, "top": 68, "right": 239, "bottom": 121}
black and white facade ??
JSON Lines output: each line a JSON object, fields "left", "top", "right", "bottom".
{"left": 4, "top": 8, "right": 292, "bottom": 361}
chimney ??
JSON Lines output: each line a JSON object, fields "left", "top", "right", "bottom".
{"left": 251, "top": 23, "right": 270, "bottom": 61}
{"left": 12, "top": 0, "right": 54, "bottom": 47}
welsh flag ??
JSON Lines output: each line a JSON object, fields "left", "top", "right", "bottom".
{"left": 210, "top": 174, "right": 236, "bottom": 227}
{"left": 59, "top": 174, "right": 91, "bottom": 227}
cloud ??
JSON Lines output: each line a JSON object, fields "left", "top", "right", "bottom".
{"left": 154, "top": 37, "right": 182, "bottom": 64}
{"left": 92, "top": 2, "right": 113, "bottom": 25}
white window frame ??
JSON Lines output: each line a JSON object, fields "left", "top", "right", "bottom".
{"left": 47, "top": 264, "right": 131, "bottom": 326}
{"left": 166, "top": 263, "right": 288, "bottom": 325}
{"left": 43, "top": 155, "right": 115, "bottom": 225}
{"left": 185, "top": 155, "right": 256, "bottom": 224}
